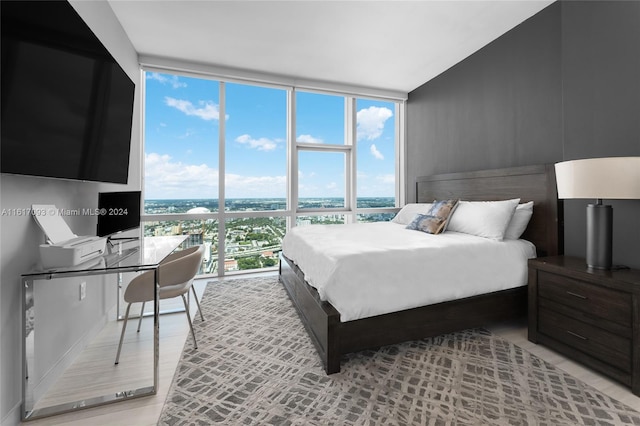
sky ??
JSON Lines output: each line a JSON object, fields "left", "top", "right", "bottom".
{"left": 144, "top": 72, "right": 396, "bottom": 200}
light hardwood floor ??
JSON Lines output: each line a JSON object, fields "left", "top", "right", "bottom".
{"left": 488, "top": 319, "right": 640, "bottom": 410}
{"left": 21, "top": 274, "right": 640, "bottom": 425}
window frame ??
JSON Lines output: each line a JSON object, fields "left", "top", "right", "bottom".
{"left": 140, "top": 67, "right": 406, "bottom": 278}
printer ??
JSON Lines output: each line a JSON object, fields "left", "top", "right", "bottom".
{"left": 32, "top": 204, "right": 107, "bottom": 269}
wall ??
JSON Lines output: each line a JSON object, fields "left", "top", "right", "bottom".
{"left": 0, "top": 1, "right": 140, "bottom": 424}
{"left": 407, "top": 1, "right": 640, "bottom": 268}
{"left": 560, "top": 1, "right": 640, "bottom": 268}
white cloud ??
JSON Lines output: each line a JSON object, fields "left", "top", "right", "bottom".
{"left": 165, "top": 97, "right": 221, "bottom": 121}
{"left": 357, "top": 106, "right": 393, "bottom": 141}
{"left": 225, "top": 173, "right": 286, "bottom": 198}
{"left": 144, "top": 152, "right": 286, "bottom": 199}
{"left": 356, "top": 173, "right": 396, "bottom": 198}
{"left": 145, "top": 152, "right": 218, "bottom": 199}
{"left": 370, "top": 144, "right": 384, "bottom": 160}
{"left": 146, "top": 72, "right": 186, "bottom": 89}
{"left": 377, "top": 174, "right": 396, "bottom": 184}
{"left": 235, "top": 134, "right": 278, "bottom": 151}
{"left": 179, "top": 130, "right": 196, "bottom": 139}
{"left": 298, "top": 134, "right": 324, "bottom": 144}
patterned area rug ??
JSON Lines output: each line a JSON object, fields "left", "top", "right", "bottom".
{"left": 159, "top": 277, "right": 640, "bottom": 425}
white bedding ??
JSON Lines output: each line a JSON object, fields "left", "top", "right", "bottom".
{"left": 281, "top": 221, "right": 536, "bottom": 322}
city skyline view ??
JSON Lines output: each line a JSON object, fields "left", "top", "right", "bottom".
{"left": 144, "top": 196, "right": 396, "bottom": 214}
{"left": 142, "top": 197, "right": 396, "bottom": 274}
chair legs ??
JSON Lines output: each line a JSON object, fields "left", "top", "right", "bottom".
{"left": 115, "top": 303, "right": 132, "bottom": 365}
{"left": 181, "top": 294, "right": 198, "bottom": 349}
{"left": 191, "top": 285, "right": 205, "bottom": 321}
{"left": 116, "top": 292, "right": 202, "bottom": 364}
{"left": 137, "top": 302, "right": 146, "bottom": 332}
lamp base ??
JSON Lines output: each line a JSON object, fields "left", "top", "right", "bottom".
{"left": 586, "top": 203, "right": 612, "bottom": 270}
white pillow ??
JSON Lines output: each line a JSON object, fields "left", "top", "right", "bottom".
{"left": 447, "top": 198, "right": 520, "bottom": 240}
{"left": 504, "top": 201, "right": 534, "bottom": 240}
{"left": 391, "top": 203, "right": 433, "bottom": 225}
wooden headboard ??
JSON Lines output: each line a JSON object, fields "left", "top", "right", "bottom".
{"left": 416, "top": 164, "right": 563, "bottom": 257}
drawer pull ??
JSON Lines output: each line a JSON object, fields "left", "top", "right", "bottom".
{"left": 566, "top": 330, "right": 588, "bottom": 341}
{"left": 566, "top": 291, "right": 588, "bottom": 300}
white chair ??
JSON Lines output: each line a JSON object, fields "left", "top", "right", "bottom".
{"left": 115, "top": 244, "right": 205, "bottom": 364}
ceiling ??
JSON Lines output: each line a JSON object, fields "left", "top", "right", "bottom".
{"left": 108, "top": 0, "right": 554, "bottom": 95}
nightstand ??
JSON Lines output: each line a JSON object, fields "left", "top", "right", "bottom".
{"left": 528, "top": 255, "right": 640, "bottom": 396}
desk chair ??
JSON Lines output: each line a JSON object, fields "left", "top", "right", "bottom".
{"left": 115, "top": 244, "right": 205, "bottom": 364}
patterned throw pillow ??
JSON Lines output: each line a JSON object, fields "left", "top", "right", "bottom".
{"left": 426, "top": 199, "right": 459, "bottom": 233}
{"left": 391, "top": 203, "right": 434, "bottom": 225}
{"left": 405, "top": 214, "right": 446, "bottom": 234}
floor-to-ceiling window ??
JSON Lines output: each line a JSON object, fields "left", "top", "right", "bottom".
{"left": 142, "top": 70, "right": 404, "bottom": 277}
{"left": 142, "top": 72, "right": 220, "bottom": 274}
{"left": 222, "top": 82, "right": 288, "bottom": 272}
{"left": 355, "top": 98, "right": 398, "bottom": 222}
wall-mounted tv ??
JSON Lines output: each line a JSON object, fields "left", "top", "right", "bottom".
{"left": 1, "top": 1, "right": 135, "bottom": 184}
{"left": 96, "top": 191, "right": 141, "bottom": 238}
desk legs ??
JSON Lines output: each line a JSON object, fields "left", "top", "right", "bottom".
{"left": 21, "top": 270, "right": 159, "bottom": 421}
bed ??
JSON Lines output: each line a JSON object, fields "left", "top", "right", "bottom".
{"left": 279, "top": 164, "right": 563, "bottom": 374}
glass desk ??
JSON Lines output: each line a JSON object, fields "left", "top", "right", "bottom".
{"left": 21, "top": 235, "right": 188, "bottom": 421}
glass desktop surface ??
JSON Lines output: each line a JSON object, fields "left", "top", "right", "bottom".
{"left": 22, "top": 235, "right": 188, "bottom": 277}
{"left": 141, "top": 235, "right": 189, "bottom": 265}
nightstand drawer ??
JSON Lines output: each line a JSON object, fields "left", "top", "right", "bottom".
{"left": 538, "top": 271, "right": 631, "bottom": 325}
{"left": 529, "top": 256, "right": 640, "bottom": 395}
{"left": 539, "top": 307, "right": 631, "bottom": 373}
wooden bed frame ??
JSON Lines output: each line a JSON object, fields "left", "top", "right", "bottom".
{"left": 279, "top": 164, "right": 563, "bottom": 374}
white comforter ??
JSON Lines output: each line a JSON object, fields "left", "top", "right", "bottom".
{"left": 281, "top": 222, "right": 536, "bottom": 322}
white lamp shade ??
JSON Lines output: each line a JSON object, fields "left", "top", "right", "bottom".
{"left": 555, "top": 157, "right": 640, "bottom": 200}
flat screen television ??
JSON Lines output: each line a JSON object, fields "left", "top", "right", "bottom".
{"left": 1, "top": 1, "right": 135, "bottom": 184}
{"left": 96, "top": 191, "right": 141, "bottom": 238}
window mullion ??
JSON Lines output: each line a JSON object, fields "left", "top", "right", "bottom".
{"left": 397, "top": 101, "right": 406, "bottom": 207}
{"left": 345, "top": 97, "right": 356, "bottom": 223}
{"left": 217, "top": 81, "right": 226, "bottom": 277}
{"left": 288, "top": 88, "right": 297, "bottom": 229}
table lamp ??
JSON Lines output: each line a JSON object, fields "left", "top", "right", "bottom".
{"left": 555, "top": 157, "right": 640, "bottom": 270}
